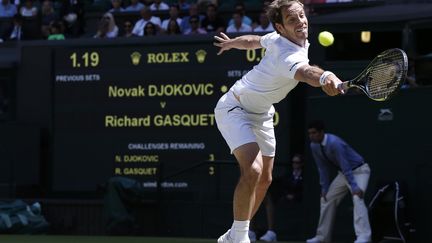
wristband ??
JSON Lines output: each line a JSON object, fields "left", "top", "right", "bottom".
{"left": 319, "top": 71, "right": 334, "bottom": 86}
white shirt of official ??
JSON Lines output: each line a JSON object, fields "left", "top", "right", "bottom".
{"left": 132, "top": 16, "right": 161, "bottom": 36}
{"left": 231, "top": 31, "right": 309, "bottom": 113}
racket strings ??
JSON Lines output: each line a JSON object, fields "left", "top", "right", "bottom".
{"left": 367, "top": 51, "right": 406, "bottom": 100}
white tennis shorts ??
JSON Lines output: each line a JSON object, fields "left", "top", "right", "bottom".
{"left": 214, "top": 91, "right": 276, "bottom": 157}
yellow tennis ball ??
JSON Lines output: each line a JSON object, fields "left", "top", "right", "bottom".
{"left": 318, "top": 31, "right": 334, "bottom": 47}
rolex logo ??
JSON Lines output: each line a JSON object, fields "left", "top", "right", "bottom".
{"left": 130, "top": 52, "right": 142, "bottom": 65}
{"left": 195, "top": 49, "right": 207, "bottom": 63}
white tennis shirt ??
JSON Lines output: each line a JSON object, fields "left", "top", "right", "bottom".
{"left": 231, "top": 31, "right": 310, "bottom": 113}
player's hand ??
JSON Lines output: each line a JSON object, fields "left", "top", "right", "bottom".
{"left": 322, "top": 74, "right": 343, "bottom": 96}
{"left": 352, "top": 189, "right": 364, "bottom": 198}
{"left": 213, "top": 32, "right": 233, "bottom": 55}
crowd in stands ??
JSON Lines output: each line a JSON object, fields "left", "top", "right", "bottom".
{"left": 0, "top": 0, "right": 363, "bottom": 42}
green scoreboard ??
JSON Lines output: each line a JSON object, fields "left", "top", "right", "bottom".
{"left": 51, "top": 38, "right": 290, "bottom": 195}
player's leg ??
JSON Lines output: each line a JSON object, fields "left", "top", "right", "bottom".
{"left": 350, "top": 164, "right": 372, "bottom": 243}
{"left": 308, "top": 172, "right": 349, "bottom": 243}
{"left": 251, "top": 155, "right": 274, "bottom": 217}
{"left": 230, "top": 142, "right": 262, "bottom": 243}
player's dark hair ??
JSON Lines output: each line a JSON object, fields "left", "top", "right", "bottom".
{"left": 266, "top": 0, "right": 303, "bottom": 34}
{"left": 307, "top": 120, "right": 325, "bottom": 131}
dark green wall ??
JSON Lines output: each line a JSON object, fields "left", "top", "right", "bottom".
{"left": 304, "top": 87, "right": 432, "bottom": 242}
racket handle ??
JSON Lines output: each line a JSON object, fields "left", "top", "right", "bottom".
{"left": 337, "top": 81, "right": 350, "bottom": 92}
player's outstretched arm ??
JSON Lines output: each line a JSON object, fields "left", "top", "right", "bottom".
{"left": 213, "top": 32, "right": 262, "bottom": 56}
{"left": 295, "top": 64, "right": 342, "bottom": 96}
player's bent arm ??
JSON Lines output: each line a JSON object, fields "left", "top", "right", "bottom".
{"left": 295, "top": 64, "right": 342, "bottom": 96}
{"left": 294, "top": 64, "right": 324, "bottom": 87}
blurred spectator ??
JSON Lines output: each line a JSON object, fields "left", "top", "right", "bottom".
{"left": 197, "top": 0, "right": 218, "bottom": 10}
{"left": 122, "top": 20, "right": 134, "bottom": 37}
{"left": 94, "top": 12, "right": 118, "bottom": 38}
{"left": 40, "top": 0, "right": 58, "bottom": 38}
{"left": 149, "top": 0, "right": 168, "bottom": 11}
{"left": 201, "top": 3, "right": 225, "bottom": 34}
{"left": 143, "top": 21, "right": 158, "bottom": 36}
{"left": 176, "top": 0, "right": 190, "bottom": 11}
{"left": 226, "top": 10, "right": 252, "bottom": 33}
{"left": 183, "top": 15, "right": 206, "bottom": 35}
{"left": 164, "top": 19, "right": 181, "bottom": 35}
{"left": 109, "top": 0, "right": 124, "bottom": 13}
{"left": 132, "top": 6, "right": 161, "bottom": 36}
{"left": 47, "top": 20, "right": 65, "bottom": 40}
{"left": 7, "top": 14, "right": 23, "bottom": 40}
{"left": 161, "top": 4, "right": 181, "bottom": 31}
{"left": 253, "top": 11, "right": 274, "bottom": 33}
{"left": 326, "top": 0, "right": 353, "bottom": 2}
{"left": 142, "top": 0, "right": 153, "bottom": 7}
{"left": 180, "top": 3, "right": 204, "bottom": 34}
{"left": 60, "top": 0, "right": 85, "bottom": 37}
{"left": 19, "top": 0, "right": 37, "bottom": 17}
{"left": 124, "top": 0, "right": 144, "bottom": 12}
{"left": 0, "top": 0, "right": 17, "bottom": 17}
{"left": 227, "top": 2, "right": 252, "bottom": 27}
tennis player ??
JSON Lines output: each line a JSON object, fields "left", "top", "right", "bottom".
{"left": 213, "top": 0, "right": 343, "bottom": 242}
{"left": 306, "top": 120, "right": 371, "bottom": 243}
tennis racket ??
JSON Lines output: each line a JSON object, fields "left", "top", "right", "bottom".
{"left": 338, "top": 48, "right": 408, "bottom": 101}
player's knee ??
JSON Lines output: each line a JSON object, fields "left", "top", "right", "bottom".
{"left": 241, "top": 163, "right": 262, "bottom": 184}
{"left": 258, "top": 173, "right": 272, "bottom": 189}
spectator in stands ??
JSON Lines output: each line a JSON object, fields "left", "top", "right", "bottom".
{"left": 132, "top": 6, "right": 161, "bottom": 36}
{"left": 122, "top": 20, "right": 134, "bottom": 37}
{"left": 161, "top": 4, "right": 182, "bottom": 32}
{"left": 124, "top": 0, "right": 144, "bottom": 12}
{"left": 6, "top": 14, "right": 23, "bottom": 40}
{"left": 253, "top": 11, "right": 274, "bottom": 33}
{"left": 197, "top": 0, "right": 218, "bottom": 10}
{"left": 227, "top": 2, "right": 252, "bottom": 27}
{"left": 149, "top": 0, "right": 169, "bottom": 11}
{"left": 176, "top": 0, "right": 190, "bottom": 11}
{"left": 19, "top": 0, "right": 37, "bottom": 17}
{"left": 201, "top": 3, "right": 225, "bottom": 33}
{"left": 183, "top": 15, "right": 206, "bottom": 35}
{"left": 0, "top": 0, "right": 17, "bottom": 17}
{"left": 94, "top": 12, "right": 118, "bottom": 38}
{"left": 180, "top": 3, "right": 204, "bottom": 34}
{"left": 47, "top": 20, "right": 65, "bottom": 40}
{"left": 143, "top": 21, "right": 158, "bottom": 36}
{"left": 325, "top": 0, "right": 353, "bottom": 3}
{"left": 109, "top": 0, "right": 124, "bottom": 13}
{"left": 142, "top": 0, "right": 153, "bottom": 7}
{"left": 60, "top": 0, "right": 85, "bottom": 37}
{"left": 226, "top": 10, "right": 252, "bottom": 33}
{"left": 164, "top": 18, "right": 181, "bottom": 35}
{"left": 40, "top": 0, "right": 58, "bottom": 38}
{"left": 250, "top": 154, "right": 304, "bottom": 242}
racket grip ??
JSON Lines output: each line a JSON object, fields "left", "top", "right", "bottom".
{"left": 337, "top": 81, "right": 350, "bottom": 92}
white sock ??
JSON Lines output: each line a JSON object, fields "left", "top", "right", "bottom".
{"left": 232, "top": 220, "right": 250, "bottom": 242}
